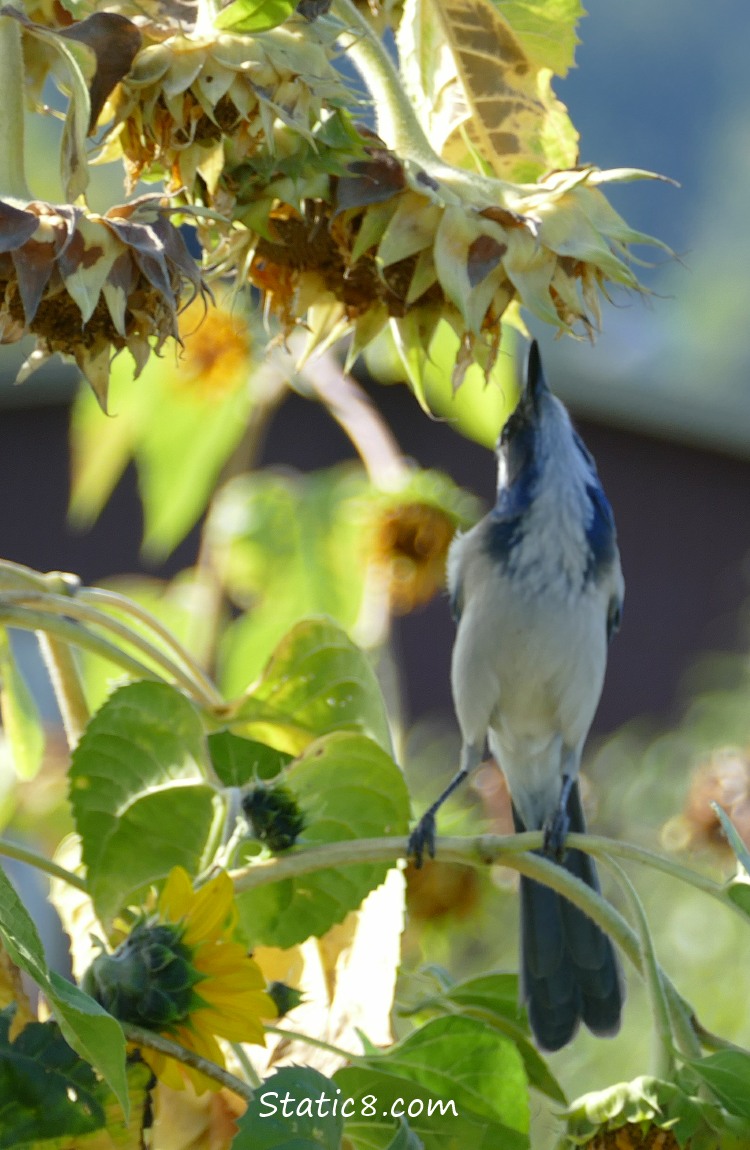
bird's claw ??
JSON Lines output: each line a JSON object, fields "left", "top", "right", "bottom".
{"left": 408, "top": 812, "right": 437, "bottom": 869}
{"left": 543, "top": 807, "right": 569, "bottom": 860}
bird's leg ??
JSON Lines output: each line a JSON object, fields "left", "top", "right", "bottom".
{"left": 543, "top": 768, "right": 576, "bottom": 859}
{"left": 408, "top": 742, "right": 482, "bottom": 868}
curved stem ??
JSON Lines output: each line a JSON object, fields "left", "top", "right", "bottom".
{"left": 298, "top": 347, "right": 408, "bottom": 488}
{"left": 0, "top": 15, "right": 31, "bottom": 200}
{"left": 36, "top": 633, "right": 89, "bottom": 749}
{"left": 0, "top": 604, "right": 163, "bottom": 683}
{"left": 0, "top": 837, "right": 88, "bottom": 892}
{"left": 332, "top": 0, "right": 438, "bottom": 164}
{"left": 265, "top": 1024, "right": 359, "bottom": 1062}
{"left": 602, "top": 855, "right": 675, "bottom": 1079}
{"left": 331, "top": 0, "right": 510, "bottom": 208}
{"left": 76, "top": 588, "right": 224, "bottom": 706}
{"left": 0, "top": 593, "right": 217, "bottom": 707}
{"left": 123, "top": 1024, "right": 255, "bottom": 1102}
{"left": 230, "top": 831, "right": 738, "bottom": 1059}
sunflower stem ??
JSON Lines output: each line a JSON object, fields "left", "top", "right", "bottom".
{"left": 331, "top": 0, "right": 508, "bottom": 208}
{"left": 37, "top": 634, "right": 89, "bottom": 750}
{"left": 123, "top": 1024, "right": 256, "bottom": 1102}
{"left": 0, "top": 837, "right": 88, "bottom": 892}
{"left": 264, "top": 1024, "right": 360, "bottom": 1062}
{"left": 0, "top": 15, "right": 31, "bottom": 201}
{"left": 0, "top": 604, "right": 164, "bottom": 683}
{"left": 2, "top": 590, "right": 222, "bottom": 710}
{"left": 332, "top": 0, "right": 439, "bottom": 165}
{"left": 601, "top": 855, "right": 675, "bottom": 1080}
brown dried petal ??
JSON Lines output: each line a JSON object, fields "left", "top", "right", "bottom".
{"left": 336, "top": 151, "right": 406, "bottom": 213}
{"left": 467, "top": 234, "right": 507, "bottom": 288}
{"left": 59, "top": 13, "right": 142, "bottom": 131}
{"left": 0, "top": 201, "right": 38, "bottom": 252}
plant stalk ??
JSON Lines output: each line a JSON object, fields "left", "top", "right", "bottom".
{"left": 0, "top": 15, "right": 31, "bottom": 200}
{"left": 0, "top": 837, "right": 88, "bottom": 892}
{"left": 123, "top": 1024, "right": 256, "bottom": 1102}
{"left": 603, "top": 856, "right": 675, "bottom": 1079}
{"left": 36, "top": 634, "right": 89, "bottom": 750}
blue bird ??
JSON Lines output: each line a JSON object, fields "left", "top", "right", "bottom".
{"left": 409, "top": 341, "right": 624, "bottom": 1051}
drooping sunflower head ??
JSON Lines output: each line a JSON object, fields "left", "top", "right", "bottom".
{"left": 83, "top": 866, "right": 275, "bottom": 1091}
{"left": 0, "top": 196, "right": 209, "bottom": 410}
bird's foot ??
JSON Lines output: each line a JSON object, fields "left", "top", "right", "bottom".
{"left": 543, "top": 806, "right": 569, "bottom": 860}
{"left": 408, "top": 811, "right": 437, "bottom": 869}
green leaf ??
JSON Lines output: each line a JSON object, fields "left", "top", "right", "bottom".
{"left": 367, "top": 321, "right": 517, "bottom": 446}
{"left": 0, "top": 633, "right": 45, "bottom": 780}
{"left": 337, "top": 1065, "right": 526, "bottom": 1150}
{"left": 215, "top": 469, "right": 371, "bottom": 694}
{"left": 236, "top": 731, "right": 409, "bottom": 947}
{"left": 214, "top": 0, "right": 296, "bottom": 32}
{"left": 45, "top": 973, "right": 129, "bottom": 1126}
{"left": 385, "top": 1119, "right": 425, "bottom": 1149}
{"left": 0, "top": 1010, "right": 151, "bottom": 1150}
{"left": 690, "top": 1052, "right": 750, "bottom": 1120}
{"left": 69, "top": 313, "right": 255, "bottom": 558}
{"left": 209, "top": 731, "right": 292, "bottom": 787}
{"left": 136, "top": 369, "right": 254, "bottom": 560}
{"left": 0, "top": 1010, "right": 103, "bottom": 1146}
{"left": 233, "top": 1066, "right": 345, "bottom": 1149}
{"left": 0, "top": 866, "right": 129, "bottom": 1118}
{"left": 233, "top": 617, "right": 392, "bottom": 756}
{"left": 396, "top": 0, "right": 580, "bottom": 181}
{"left": 364, "top": 1016, "right": 528, "bottom": 1134}
{"left": 69, "top": 681, "right": 220, "bottom": 922}
{"left": 435, "top": 973, "right": 565, "bottom": 1104}
{"left": 492, "top": 0, "right": 584, "bottom": 76}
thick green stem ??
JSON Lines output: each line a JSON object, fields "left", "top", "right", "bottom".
{"left": 37, "top": 633, "right": 89, "bottom": 749}
{"left": 0, "top": 16, "right": 31, "bottom": 200}
{"left": 332, "top": 0, "right": 440, "bottom": 164}
{"left": 331, "top": 0, "right": 509, "bottom": 207}
{"left": 230, "top": 831, "right": 738, "bottom": 1058}
{"left": 0, "top": 604, "right": 162, "bottom": 683}
{"left": 78, "top": 587, "right": 223, "bottom": 707}
{"left": 2, "top": 591, "right": 221, "bottom": 709}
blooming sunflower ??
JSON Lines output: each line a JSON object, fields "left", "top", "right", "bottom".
{"left": 84, "top": 866, "right": 274, "bottom": 1092}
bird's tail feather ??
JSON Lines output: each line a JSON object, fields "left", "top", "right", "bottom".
{"left": 513, "top": 785, "right": 623, "bottom": 1051}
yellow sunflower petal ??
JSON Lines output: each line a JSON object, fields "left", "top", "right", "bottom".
{"left": 182, "top": 871, "right": 235, "bottom": 946}
{"left": 196, "top": 967, "right": 268, "bottom": 996}
{"left": 191, "top": 1006, "right": 267, "bottom": 1045}
{"left": 158, "top": 866, "right": 194, "bottom": 923}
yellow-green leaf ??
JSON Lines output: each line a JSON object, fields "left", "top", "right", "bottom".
{"left": 397, "top": 0, "right": 580, "bottom": 180}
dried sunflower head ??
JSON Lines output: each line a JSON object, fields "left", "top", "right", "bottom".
{"left": 99, "top": 17, "right": 351, "bottom": 205}
{"left": 0, "top": 194, "right": 208, "bottom": 408}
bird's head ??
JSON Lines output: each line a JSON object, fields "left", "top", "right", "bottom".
{"left": 496, "top": 341, "right": 583, "bottom": 487}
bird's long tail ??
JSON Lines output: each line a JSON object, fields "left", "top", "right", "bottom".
{"left": 513, "top": 783, "right": 623, "bottom": 1051}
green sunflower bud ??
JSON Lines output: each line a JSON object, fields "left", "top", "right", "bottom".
{"left": 242, "top": 784, "right": 305, "bottom": 852}
{"left": 266, "top": 980, "right": 305, "bottom": 1018}
{"left": 82, "top": 922, "right": 202, "bottom": 1030}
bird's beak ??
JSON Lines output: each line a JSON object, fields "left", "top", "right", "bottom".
{"left": 521, "top": 340, "right": 547, "bottom": 417}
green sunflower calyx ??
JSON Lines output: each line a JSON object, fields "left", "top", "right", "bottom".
{"left": 242, "top": 784, "right": 305, "bottom": 851}
{"left": 82, "top": 922, "right": 202, "bottom": 1030}
{"left": 266, "top": 980, "right": 304, "bottom": 1018}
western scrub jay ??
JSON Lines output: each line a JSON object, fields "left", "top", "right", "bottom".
{"left": 409, "top": 341, "right": 624, "bottom": 1051}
